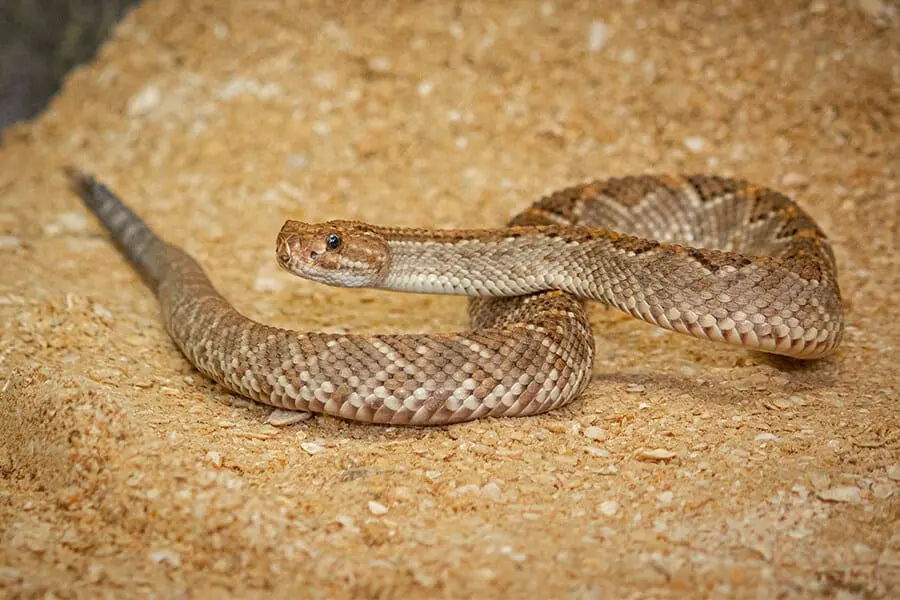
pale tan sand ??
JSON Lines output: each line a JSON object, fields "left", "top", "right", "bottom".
{"left": 1, "top": 1, "right": 898, "bottom": 597}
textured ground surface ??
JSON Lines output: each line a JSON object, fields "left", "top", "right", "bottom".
{"left": 1, "top": 1, "right": 898, "bottom": 598}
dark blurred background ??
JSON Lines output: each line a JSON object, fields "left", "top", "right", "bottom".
{"left": 0, "top": 0, "right": 142, "bottom": 134}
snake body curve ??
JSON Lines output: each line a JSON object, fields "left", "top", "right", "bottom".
{"left": 68, "top": 170, "right": 842, "bottom": 425}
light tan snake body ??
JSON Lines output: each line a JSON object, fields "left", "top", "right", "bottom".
{"left": 68, "top": 170, "right": 842, "bottom": 425}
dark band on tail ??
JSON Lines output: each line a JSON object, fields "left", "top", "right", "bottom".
{"left": 65, "top": 167, "right": 168, "bottom": 289}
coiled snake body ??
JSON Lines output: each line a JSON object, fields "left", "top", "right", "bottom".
{"left": 68, "top": 170, "right": 843, "bottom": 425}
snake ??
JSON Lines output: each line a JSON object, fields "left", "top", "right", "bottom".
{"left": 67, "top": 168, "right": 843, "bottom": 425}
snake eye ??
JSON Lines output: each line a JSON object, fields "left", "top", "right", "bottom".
{"left": 326, "top": 233, "right": 342, "bottom": 250}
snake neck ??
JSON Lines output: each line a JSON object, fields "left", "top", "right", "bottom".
{"left": 377, "top": 226, "right": 832, "bottom": 306}
{"left": 378, "top": 227, "right": 605, "bottom": 297}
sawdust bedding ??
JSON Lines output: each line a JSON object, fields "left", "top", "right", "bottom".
{"left": 1, "top": 1, "right": 898, "bottom": 597}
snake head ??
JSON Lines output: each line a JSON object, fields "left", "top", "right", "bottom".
{"left": 276, "top": 220, "right": 391, "bottom": 287}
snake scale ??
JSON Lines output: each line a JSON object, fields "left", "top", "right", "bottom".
{"left": 67, "top": 169, "right": 843, "bottom": 425}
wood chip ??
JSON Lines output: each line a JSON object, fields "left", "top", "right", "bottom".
{"left": 584, "top": 426, "right": 607, "bottom": 441}
{"left": 128, "top": 84, "right": 162, "bottom": 116}
{"left": 0, "top": 235, "right": 21, "bottom": 250}
{"left": 266, "top": 409, "right": 312, "bottom": 426}
{"left": 817, "top": 486, "right": 862, "bottom": 503}
{"left": 809, "top": 472, "right": 831, "bottom": 490}
{"left": 368, "top": 501, "right": 388, "bottom": 515}
{"left": 872, "top": 483, "right": 894, "bottom": 500}
{"left": 656, "top": 491, "right": 674, "bottom": 505}
{"left": 587, "top": 21, "right": 609, "bottom": 52}
{"left": 231, "top": 431, "right": 274, "bottom": 440}
{"left": 205, "top": 451, "right": 222, "bottom": 467}
{"left": 768, "top": 397, "right": 795, "bottom": 410}
{"left": 148, "top": 550, "right": 181, "bottom": 567}
{"left": 636, "top": 448, "right": 677, "bottom": 462}
{"left": 599, "top": 500, "right": 618, "bottom": 516}
{"left": 683, "top": 136, "right": 706, "bottom": 152}
{"left": 253, "top": 276, "right": 283, "bottom": 293}
{"left": 300, "top": 442, "right": 326, "bottom": 455}
{"left": 481, "top": 482, "right": 503, "bottom": 502}
{"left": 782, "top": 172, "right": 810, "bottom": 187}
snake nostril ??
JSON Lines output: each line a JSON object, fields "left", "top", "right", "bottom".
{"left": 309, "top": 250, "right": 319, "bottom": 260}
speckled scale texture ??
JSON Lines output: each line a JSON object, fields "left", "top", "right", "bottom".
{"left": 68, "top": 170, "right": 842, "bottom": 424}
{"left": 511, "top": 175, "right": 843, "bottom": 357}
{"left": 161, "top": 258, "right": 593, "bottom": 425}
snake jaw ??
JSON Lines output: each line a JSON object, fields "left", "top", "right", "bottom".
{"left": 276, "top": 219, "right": 391, "bottom": 288}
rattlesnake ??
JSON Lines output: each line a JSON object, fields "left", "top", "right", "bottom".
{"left": 67, "top": 169, "right": 843, "bottom": 425}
